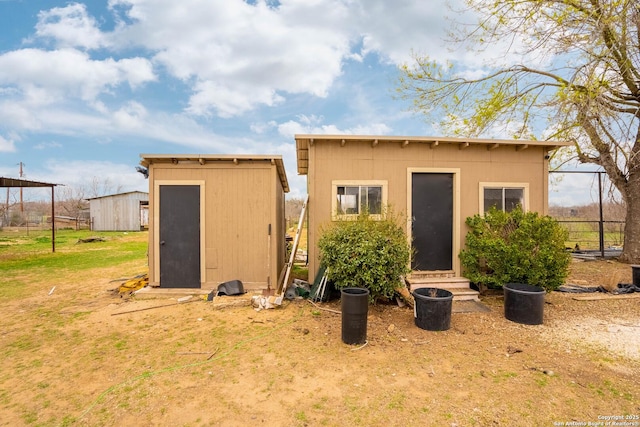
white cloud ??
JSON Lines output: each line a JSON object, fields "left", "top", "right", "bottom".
{"left": 0, "top": 101, "right": 44, "bottom": 130}
{"left": 112, "top": 101, "right": 148, "bottom": 130}
{"left": 250, "top": 120, "right": 278, "bottom": 134}
{"left": 0, "top": 99, "right": 221, "bottom": 153}
{"left": 549, "top": 172, "right": 603, "bottom": 206}
{"left": 0, "top": 48, "right": 156, "bottom": 103}
{"left": 33, "top": 3, "right": 108, "bottom": 50}
{"left": 277, "top": 114, "right": 391, "bottom": 138}
{"left": 0, "top": 135, "right": 16, "bottom": 152}
{"left": 454, "top": 68, "right": 490, "bottom": 81}
{"left": 354, "top": 0, "right": 462, "bottom": 64}
{"left": 39, "top": 159, "right": 147, "bottom": 193}
{"left": 109, "top": 0, "right": 352, "bottom": 117}
{"left": 0, "top": 0, "right": 604, "bottom": 206}
{"left": 4, "top": 0, "right": 484, "bottom": 122}
{"left": 33, "top": 141, "right": 63, "bottom": 150}
{"left": 186, "top": 81, "right": 285, "bottom": 118}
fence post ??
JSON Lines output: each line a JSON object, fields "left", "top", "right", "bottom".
{"left": 598, "top": 172, "right": 604, "bottom": 258}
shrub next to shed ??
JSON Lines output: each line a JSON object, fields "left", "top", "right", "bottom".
{"left": 460, "top": 207, "right": 571, "bottom": 292}
{"left": 318, "top": 211, "right": 411, "bottom": 303}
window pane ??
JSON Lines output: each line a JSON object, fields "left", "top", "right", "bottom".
{"left": 336, "top": 184, "right": 384, "bottom": 216}
{"left": 484, "top": 188, "right": 503, "bottom": 213}
{"left": 504, "top": 188, "right": 524, "bottom": 212}
{"left": 366, "top": 186, "right": 382, "bottom": 214}
{"left": 337, "top": 186, "right": 359, "bottom": 214}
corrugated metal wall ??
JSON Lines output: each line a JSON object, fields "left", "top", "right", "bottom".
{"left": 90, "top": 192, "right": 149, "bottom": 231}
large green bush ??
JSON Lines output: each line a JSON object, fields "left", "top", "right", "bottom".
{"left": 459, "top": 207, "right": 570, "bottom": 292}
{"left": 318, "top": 212, "right": 411, "bottom": 302}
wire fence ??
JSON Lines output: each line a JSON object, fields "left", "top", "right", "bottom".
{"left": 555, "top": 219, "right": 625, "bottom": 250}
{"left": 549, "top": 170, "right": 625, "bottom": 257}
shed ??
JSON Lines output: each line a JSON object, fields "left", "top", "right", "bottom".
{"left": 295, "top": 134, "right": 571, "bottom": 299}
{"left": 140, "top": 154, "right": 289, "bottom": 291}
{"left": 87, "top": 191, "right": 149, "bottom": 231}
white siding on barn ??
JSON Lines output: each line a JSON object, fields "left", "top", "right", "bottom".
{"left": 89, "top": 191, "right": 149, "bottom": 231}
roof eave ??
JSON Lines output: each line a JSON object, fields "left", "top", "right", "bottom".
{"left": 139, "top": 154, "right": 289, "bottom": 193}
{"left": 293, "top": 134, "right": 571, "bottom": 175}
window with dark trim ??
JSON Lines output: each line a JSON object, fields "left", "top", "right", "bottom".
{"left": 332, "top": 180, "right": 388, "bottom": 219}
{"left": 336, "top": 185, "right": 382, "bottom": 215}
{"left": 483, "top": 187, "right": 525, "bottom": 213}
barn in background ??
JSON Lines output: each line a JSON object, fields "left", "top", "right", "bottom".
{"left": 140, "top": 154, "right": 289, "bottom": 291}
{"left": 87, "top": 191, "right": 149, "bottom": 231}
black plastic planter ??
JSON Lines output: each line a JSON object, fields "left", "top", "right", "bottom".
{"left": 503, "top": 283, "right": 545, "bottom": 325}
{"left": 341, "top": 288, "right": 369, "bottom": 345}
{"left": 412, "top": 288, "right": 453, "bottom": 331}
{"left": 632, "top": 265, "right": 640, "bottom": 286}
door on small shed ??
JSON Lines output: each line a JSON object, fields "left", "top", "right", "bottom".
{"left": 411, "top": 173, "right": 454, "bottom": 271}
{"left": 159, "top": 185, "right": 201, "bottom": 288}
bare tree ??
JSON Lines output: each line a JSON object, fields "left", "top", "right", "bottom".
{"left": 87, "top": 176, "right": 123, "bottom": 199}
{"left": 57, "top": 185, "right": 88, "bottom": 220}
{"left": 55, "top": 176, "right": 124, "bottom": 225}
{"left": 285, "top": 197, "right": 306, "bottom": 228}
{"left": 1, "top": 188, "right": 23, "bottom": 226}
{"left": 397, "top": 0, "right": 640, "bottom": 263}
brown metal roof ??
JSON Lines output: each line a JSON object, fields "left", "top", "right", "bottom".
{"left": 294, "top": 134, "right": 571, "bottom": 175}
{"left": 1, "top": 177, "right": 59, "bottom": 252}
{"left": 0, "top": 177, "right": 59, "bottom": 187}
{"left": 139, "top": 154, "right": 289, "bottom": 193}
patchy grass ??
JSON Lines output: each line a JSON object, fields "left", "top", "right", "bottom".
{"left": 0, "top": 232, "right": 638, "bottom": 426}
{"left": 0, "top": 229, "right": 147, "bottom": 300}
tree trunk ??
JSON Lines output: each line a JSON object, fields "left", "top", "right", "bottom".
{"left": 577, "top": 111, "right": 640, "bottom": 264}
{"left": 620, "top": 170, "right": 640, "bottom": 264}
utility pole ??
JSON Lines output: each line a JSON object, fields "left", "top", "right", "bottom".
{"left": 4, "top": 187, "right": 8, "bottom": 225}
{"left": 18, "top": 162, "right": 24, "bottom": 213}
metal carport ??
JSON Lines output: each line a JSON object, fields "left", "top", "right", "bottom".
{"left": 1, "top": 177, "right": 59, "bottom": 252}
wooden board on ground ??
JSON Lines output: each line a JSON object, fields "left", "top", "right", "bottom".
{"left": 572, "top": 293, "right": 640, "bottom": 301}
{"left": 396, "top": 286, "right": 414, "bottom": 308}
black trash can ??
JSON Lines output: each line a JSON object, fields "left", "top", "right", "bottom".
{"left": 412, "top": 288, "right": 453, "bottom": 331}
{"left": 503, "top": 283, "right": 545, "bottom": 325}
{"left": 632, "top": 265, "right": 640, "bottom": 286}
{"left": 341, "top": 288, "right": 369, "bottom": 345}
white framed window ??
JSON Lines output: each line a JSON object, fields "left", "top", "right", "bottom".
{"left": 332, "top": 180, "right": 388, "bottom": 220}
{"left": 479, "top": 182, "right": 529, "bottom": 213}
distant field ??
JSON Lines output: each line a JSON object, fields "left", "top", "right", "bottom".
{"left": 555, "top": 219, "right": 625, "bottom": 250}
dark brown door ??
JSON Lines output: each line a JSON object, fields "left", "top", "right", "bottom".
{"left": 159, "top": 185, "right": 200, "bottom": 288}
{"left": 411, "top": 173, "right": 453, "bottom": 271}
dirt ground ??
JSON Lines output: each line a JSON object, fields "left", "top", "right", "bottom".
{"left": 1, "top": 258, "right": 639, "bottom": 427}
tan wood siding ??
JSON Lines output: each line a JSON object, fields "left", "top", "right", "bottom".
{"left": 306, "top": 140, "right": 549, "bottom": 281}
{"left": 274, "top": 170, "right": 286, "bottom": 289}
{"left": 145, "top": 160, "right": 285, "bottom": 290}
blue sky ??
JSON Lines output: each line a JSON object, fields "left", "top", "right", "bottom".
{"left": 0, "top": 0, "right": 603, "bottom": 206}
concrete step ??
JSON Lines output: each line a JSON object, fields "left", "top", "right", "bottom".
{"left": 406, "top": 276, "right": 479, "bottom": 301}
{"left": 409, "top": 285, "right": 480, "bottom": 301}
{"left": 409, "top": 270, "right": 456, "bottom": 279}
{"left": 407, "top": 276, "right": 471, "bottom": 288}
{"left": 446, "top": 287, "right": 480, "bottom": 301}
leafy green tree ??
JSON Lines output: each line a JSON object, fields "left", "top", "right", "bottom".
{"left": 397, "top": 0, "right": 640, "bottom": 263}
